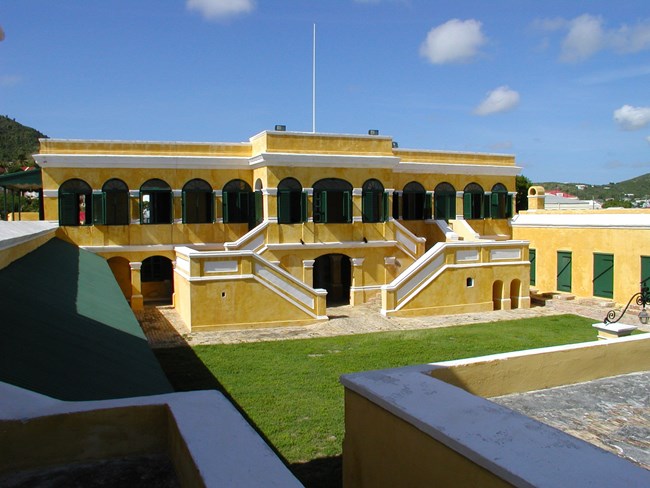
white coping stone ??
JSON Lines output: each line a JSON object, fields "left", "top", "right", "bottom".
{"left": 0, "top": 382, "right": 302, "bottom": 487}
{"left": 0, "top": 221, "right": 58, "bottom": 251}
{"left": 340, "top": 360, "right": 650, "bottom": 487}
{"left": 511, "top": 212, "right": 650, "bottom": 228}
{"left": 592, "top": 322, "right": 638, "bottom": 335}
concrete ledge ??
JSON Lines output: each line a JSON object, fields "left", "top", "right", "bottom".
{"left": 0, "top": 382, "right": 301, "bottom": 487}
{"left": 341, "top": 363, "right": 650, "bottom": 487}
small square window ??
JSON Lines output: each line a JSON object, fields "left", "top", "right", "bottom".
{"left": 466, "top": 277, "right": 474, "bottom": 287}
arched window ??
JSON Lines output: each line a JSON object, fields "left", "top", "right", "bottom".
{"left": 182, "top": 179, "right": 213, "bottom": 224}
{"left": 312, "top": 178, "right": 353, "bottom": 223}
{"left": 223, "top": 179, "right": 253, "bottom": 224}
{"left": 58, "top": 179, "right": 92, "bottom": 226}
{"left": 277, "top": 177, "right": 306, "bottom": 224}
{"left": 95, "top": 178, "right": 130, "bottom": 225}
{"left": 490, "top": 183, "right": 512, "bottom": 219}
{"left": 362, "top": 179, "right": 387, "bottom": 223}
{"left": 401, "top": 181, "right": 431, "bottom": 220}
{"left": 434, "top": 182, "right": 456, "bottom": 221}
{"left": 463, "top": 183, "right": 485, "bottom": 220}
{"left": 140, "top": 179, "right": 172, "bottom": 224}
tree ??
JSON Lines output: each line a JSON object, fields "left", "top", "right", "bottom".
{"left": 602, "top": 199, "right": 632, "bottom": 209}
{"left": 516, "top": 175, "right": 532, "bottom": 212}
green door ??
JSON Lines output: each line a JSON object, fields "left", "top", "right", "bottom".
{"left": 529, "top": 249, "right": 536, "bottom": 286}
{"left": 593, "top": 253, "right": 614, "bottom": 298}
{"left": 641, "top": 256, "right": 650, "bottom": 288}
{"left": 557, "top": 251, "right": 572, "bottom": 292}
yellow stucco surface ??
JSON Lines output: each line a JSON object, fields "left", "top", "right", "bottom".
{"left": 37, "top": 130, "right": 523, "bottom": 329}
{"left": 343, "top": 389, "right": 512, "bottom": 488}
{"left": 428, "top": 335, "right": 650, "bottom": 398}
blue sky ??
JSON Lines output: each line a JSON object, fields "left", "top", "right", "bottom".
{"left": 2, "top": 0, "right": 650, "bottom": 184}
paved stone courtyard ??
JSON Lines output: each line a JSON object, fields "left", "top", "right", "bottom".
{"left": 136, "top": 296, "right": 644, "bottom": 348}
{"left": 492, "top": 371, "right": 650, "bottom": 470}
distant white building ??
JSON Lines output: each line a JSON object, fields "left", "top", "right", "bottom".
{"left": 544, "top": 193, "right": 601, "bottom": 210}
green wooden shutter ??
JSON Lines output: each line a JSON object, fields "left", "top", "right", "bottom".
{"left": 424, "top": 192, "right": 433, "bottom": 220}
{"left": 482, "top": 194, "right": 490, "bottom": 219}
{"left": 392, "top": 192, "right": 400, "bottom": 219}
{"left": 92, "top": 192, "right": 105, "bottom": 225}
{"left": 301, "top": 191, "right": 308, "bottom": 222}
{"left": 463, "top": 193, "right": 471, "bottom": 219}
{"left": 59, "top": 193, "right": 78, "bottom": 226}
{"left": 491, "top": 192, "right": 499, "bottom": 218}
{"left": 362, "top": 191, "right": 374, "bottom": 222}
{"left": 529, "top": 249, "right": 536, "bottom": 286}
{"left": 506, "top": 194, "right": 513, "bottom": 218}
{"left": 593, "top": 253, "right": 614, "bottom": 299}
{"left": 181, "top": 190, "right": 188, "bottom": 223}
{"left": 557, "top": 251, "right": 572, "bottom": 292}
{"left": 222, "top": 191, "right": 230, "bottom": 223}
{"left": 343, "top": 191, "right": 351, "bottom": 223}
{"left": 278, "top": 190, "right": 290, "bottom": 223}
{"left": 642, "top": 257, "right": 650, "bottom": 287}
{"left": 382, "top": 191, "right": 389, "bottom": 222}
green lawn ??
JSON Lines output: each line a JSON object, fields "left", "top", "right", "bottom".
{"left": 155, "top": 314, "right": 602, "bottom": 487}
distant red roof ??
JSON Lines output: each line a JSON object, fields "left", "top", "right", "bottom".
{"left": 547, "top": 190, "right": 578, "bottom": 199}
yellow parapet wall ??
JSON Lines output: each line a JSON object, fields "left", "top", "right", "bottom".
{"left": 428, "top": 333, "right": 650, "bottom": 398}
{"left": 341, "top": 335, "right": 650, "bottom": 488}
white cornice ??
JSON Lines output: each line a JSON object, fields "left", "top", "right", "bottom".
{"left": 248, "top": 152, "right": 400, "bottom": 169}
{"left": 34, "top": 154, "right": 250, "bottom": 169}
{"left": 511, "top": 213, "right": 650, "bottom": 229}
{"left": 394, "top": 162, "right": 521, "bottom": 176}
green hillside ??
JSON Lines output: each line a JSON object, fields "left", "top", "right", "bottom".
{"left": 0, "top": 115, "right": 47, "bottom": 168}
{"left": 538, "top": 173, "right": 650, "bottom": 201}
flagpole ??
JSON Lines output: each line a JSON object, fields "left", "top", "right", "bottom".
{"left": 312, "top": 23, "right": 316, "bottom": 133}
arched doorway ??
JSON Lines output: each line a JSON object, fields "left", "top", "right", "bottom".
{"left": 314, "top": 253, "right": 352, "bottom": 306}
{"left": 141, "top": 255, "right": 174, "bottom": 303}
{"left": 510, "top": 279, "right": 521, "bottom": 309}
{"left": 492, "top": 280, "right": 504, "bottom": 310}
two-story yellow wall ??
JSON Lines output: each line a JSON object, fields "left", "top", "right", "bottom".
{"left": 35, "top": 130, "right": 523, "bottom": 328}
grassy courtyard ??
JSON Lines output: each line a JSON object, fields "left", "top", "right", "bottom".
{"left": 155, "top": 314, "right": 601, "bottom": 487}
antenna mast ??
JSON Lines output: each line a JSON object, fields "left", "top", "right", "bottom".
{"left": 312, "top": 23, "right": 316, "bottom": 133}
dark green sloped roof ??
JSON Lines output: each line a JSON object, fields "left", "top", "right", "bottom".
{"left": 0, "top": 238, "right": 173, "bottom": 400}
{"left": 0, "top": 168, "right": 42, "bottom": 190}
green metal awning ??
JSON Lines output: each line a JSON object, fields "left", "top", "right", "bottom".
{"left": 0, "top": 238, "right": 173, "bottom": 400}
{"left": 0, "top": 168, "right": 42, "bottom": 191}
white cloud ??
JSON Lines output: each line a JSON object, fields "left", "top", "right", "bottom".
{"left": 613, "top": 105, "right": 650, "bottom": 131}
{"left": 420, "top": 19, "right": 486, "bottom": 64}
{"left": 537, "top": 14, "right": 650, "bottom": 62}
{"left": 610, "top": 20, "right": 650, "bottom": 53}
{"left": 560, "top": 14, "right": 604, "bottom": 62}
{"left": 474, "top": 86, "right": 520, "bottom": 116}
{"left": 646, "top": 135, "right": 650, "bottom": 144}
{"left": 186, "top": 0, "right": 254, "bottom": 20}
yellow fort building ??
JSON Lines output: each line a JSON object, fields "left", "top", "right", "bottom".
{"left": 34, "top": 129, "right": 531, "bottom": 330}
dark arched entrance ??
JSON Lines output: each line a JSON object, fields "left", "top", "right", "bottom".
{"left": 141, "top": 255, "right": 174, "bottom": 303}
{"left": 314, "top": 253, "right": 352, "bottom": 306}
